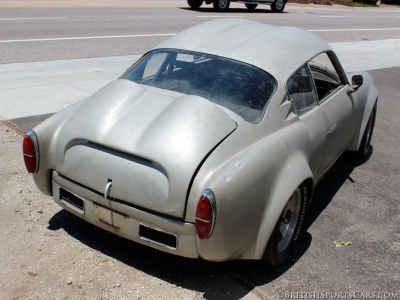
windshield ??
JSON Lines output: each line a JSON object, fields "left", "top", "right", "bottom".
{"left": 121, "top": 49, "right": 277, "bottom": 123}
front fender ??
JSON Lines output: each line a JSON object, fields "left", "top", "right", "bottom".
{"left": 348, "top": 71, "right": 378, "bottom": 150}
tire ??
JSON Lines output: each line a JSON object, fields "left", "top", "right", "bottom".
{"left": 262, "top": 183, "right": 308, "bottom": 266}
{"left": 187, "top": 0, "right": 203, "bottom": 9}
{"left": 213, "top": 0, "right": 230, "bottom": 11}
{"left": 271, "top": 0, "right": 285, "bottom": 12}
{"left": 356, "top": 102, "right": 377, "bottom": 159}
{"left": 245, "top": 3, "right": 258, "bottom": 9}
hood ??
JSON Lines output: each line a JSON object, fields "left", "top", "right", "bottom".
{"left": 53, "top": 79, "right": 237, "bottom": 218}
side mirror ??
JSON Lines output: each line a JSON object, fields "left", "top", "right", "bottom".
{"left": 352, "top": 75, "right": 363, "bottom": 91}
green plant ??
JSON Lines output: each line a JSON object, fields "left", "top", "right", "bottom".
{"left": 332, "top": 0, "right": 354, "bottom": 6}
{"left": 353, "top": 1, "right": 376, "bottom": 5}
{"left": 355, "top": 0, "right": 377, "bottom": 4}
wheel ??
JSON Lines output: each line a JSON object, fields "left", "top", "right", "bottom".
{"left": 213, "top": 0, "right": 230, "bottom": 11}
{"left": 271, "top": 0, "right": 285, "bottom": 12}
{"left": 245, "top": 3, "right": 258, "bottom": 9}
{"left": 262, "top": 183, "right": 308, "bottom": 266}
{"left": 356, "top": 102, "right": 377, "bottom": 159}
{"left": 187, "top": 0, "right": 203, "bottom": 9}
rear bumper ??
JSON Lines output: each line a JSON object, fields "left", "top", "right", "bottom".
{"left": 52, "top": 171, "right": 199, "bottom": 259}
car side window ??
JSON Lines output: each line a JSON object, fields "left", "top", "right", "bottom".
{"left": 142, "top": 53, "right": 169, "bottom": 80}
{"left": 287, "top": 65, "right": 318, "bottom": 115}
{"left": 308, "top": 52, "right": 343, "bottom": 103}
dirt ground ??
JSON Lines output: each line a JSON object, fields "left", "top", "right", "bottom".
{"left": 1, "top": 121, "right": 265, "bottom": 299}
{"left": 0, "top": 122, "right": 201, "bottom": 300}
{"left": 1, "top": 68, "right": 400, "bottom": 300}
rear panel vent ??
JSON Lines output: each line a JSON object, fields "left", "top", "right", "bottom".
{"left": 60, "top": 188, "right": 84, "bottom": 214}
{"left": 139, "top": 224, "right": 177, "bottom": 250}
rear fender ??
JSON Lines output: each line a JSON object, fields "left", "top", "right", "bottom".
{"left": 187, "top": 122, "right": 315, "bottom": 261}
{"left": 32, "top": 99, "right": 87, "bottom": 196}
{"left": 254, "top": 153, "right": 313, "bottom": 259}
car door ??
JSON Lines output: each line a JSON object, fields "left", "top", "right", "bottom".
{"left": 308, "top": 52, "right": 359, "bottom": 175}
{"left": 286, "top": 65, "right": 327, "bottom": 179}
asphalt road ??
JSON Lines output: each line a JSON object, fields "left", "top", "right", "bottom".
{"left": 1, "top": 1, "right": 400, "bottom": 299}
{"left": 0, "top": 2, "right": 400, "bottom": 63}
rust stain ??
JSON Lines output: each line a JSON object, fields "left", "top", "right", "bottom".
{"left": 99, "top": 218, "right": 121, "bottom": 230}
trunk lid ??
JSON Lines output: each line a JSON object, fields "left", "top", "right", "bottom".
{"left": 54, "top": 80, "right": 237, "bottom": 218}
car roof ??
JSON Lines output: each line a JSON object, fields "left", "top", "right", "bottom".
{"left": 153, "top": 18, "right": 332, "bottom": 82}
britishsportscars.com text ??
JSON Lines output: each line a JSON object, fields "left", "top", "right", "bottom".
{"left": 277, "top": 292, "right": 399, "bottom": 299}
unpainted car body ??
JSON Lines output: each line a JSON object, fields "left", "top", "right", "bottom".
{"left": 24, "top": 19, "right": 378, "bottom": 266}
{"left": 187, "top": 0, "right": 287, "bottom": 13}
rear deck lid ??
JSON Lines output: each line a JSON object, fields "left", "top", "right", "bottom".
{"left": 54, "top": 80, "right": 237, "bottom": 218}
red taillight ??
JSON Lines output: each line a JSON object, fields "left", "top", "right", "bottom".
{"left": 23, "top": 131, "right": 38, "bottom": 173}
{"left": 195, "top": 189, "right": 216, "bottom": 240}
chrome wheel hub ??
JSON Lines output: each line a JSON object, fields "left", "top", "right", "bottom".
{"left": 278, "top": 188, "right": 301, "bottom": 252}
{"left": 276, "top": 0, "right": 284, "bottom": 10}
{"left": 219, "top": 0, "right": 228, "bottom": 8}
{"left": 365, "top": 115, "right": 373, "bottom": 148}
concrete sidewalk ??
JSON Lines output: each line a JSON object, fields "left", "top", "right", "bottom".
{"left": 1, "top": 39, "right": 400, "bottom": 120}
{"left": 0, "top": 55, "right": 140, "bottom": 120}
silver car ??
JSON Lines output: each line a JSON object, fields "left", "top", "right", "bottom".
{"left": 23, "top": 19, "right": 378, "bottom": 266}
{"left": 187, "top": 0, "right": 287, "bottom": 12}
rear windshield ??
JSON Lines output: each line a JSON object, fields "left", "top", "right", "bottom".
{"left": 121, "top": 49, "right": 277, "bottom": 123}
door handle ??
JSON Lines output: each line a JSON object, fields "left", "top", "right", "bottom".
{"left": 104, "top": 181, "right": 112, "bottom": 200}
{"left": 327, "top": 124, "right": 337, "bottom": 136}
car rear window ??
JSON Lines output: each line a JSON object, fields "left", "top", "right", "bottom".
{"left": 121, "top": 49, "right": 277, "bottom": 123}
